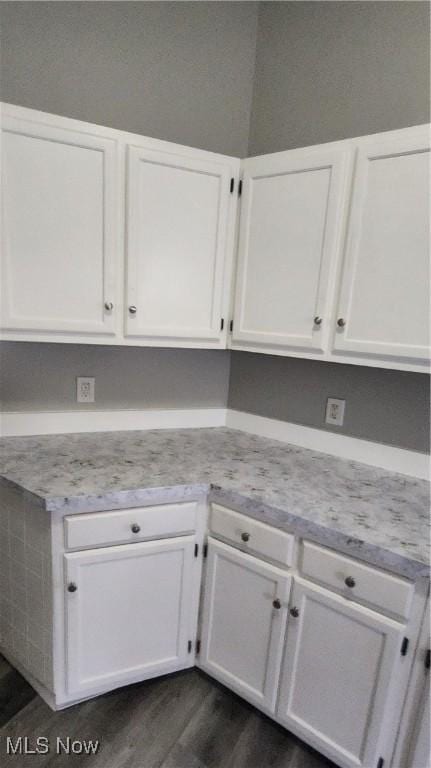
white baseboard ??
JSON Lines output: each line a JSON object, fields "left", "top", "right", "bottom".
{"left": 1, "top": 406, "right": 428, "bottom": 479}
{"left": 0, "top": 407, "right": 227, "bottom": 437}
{"left": 226, "top": 409, "right": 430, "bottom": 480}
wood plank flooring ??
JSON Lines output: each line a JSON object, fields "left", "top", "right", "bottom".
{"left": 0, "top": 655, "right": 337, "bottom": 767}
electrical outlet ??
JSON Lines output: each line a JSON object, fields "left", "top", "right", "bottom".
{"left": 76, "top": 377, "right": 95, "bottom": 403}
{"left": 325, "top": 398, "right": 345, "bottom": 426}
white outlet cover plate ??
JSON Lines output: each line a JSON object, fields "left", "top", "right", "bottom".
{"left": 325, "top": 398, "right": 345, "bottom": 426}
{"left": 76, "top": 377, "right": 95, "bottom": 403}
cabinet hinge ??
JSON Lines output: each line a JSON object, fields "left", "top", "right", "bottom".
{"left": 194, "top": 543, "right": 199, "bottom": 558}
{"left": 230, "top": 178, "right": 234, "bottom": 194}
{"left": 401, "top": 637, "right": 409, "bottom": 656}
{"left": 203, "top": 543, "right": 208, "bottom": 559}
{"left": 229, "top": 320, "right": 233, "bottom": 333}
{"left": 425, "top": 649, "right": 430, "bottom": 670}
{"left": 196, "top": 639, "right": 201, "bottom": 655}
{"left": 377, "top": 758, "right": 384, "bottom": 768}
{"left": 187, "top": 640, "right": 193, "bottom": 654}
{"left": 238, "top": 179, "right": 243, "bottom": 197}
{"left": 220, "top": 318, "right": 224, "bottom": 331}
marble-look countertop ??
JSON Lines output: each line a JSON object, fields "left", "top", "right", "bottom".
{"left": 0, "top": 428, "right": 429, "bottom": 580}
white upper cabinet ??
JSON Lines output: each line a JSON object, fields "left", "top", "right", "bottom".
{"left": 232, "top": 145, "right": 351, "bottom": 353}
{"left": 332, "top": 126, "right": 430, "bottom": 365}
{"left": 1, "top": 103, "right": 428, "bottom": 368}
{"left": 1, "top": 106, "right": 119, "bottom": 338}
{"left": 125, "top": 142, "right": 238, "bottom": 346}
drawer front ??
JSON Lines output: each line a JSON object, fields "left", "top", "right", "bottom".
{"left": 64, "top": 503, "right": 198, "bottom": 550}
{"left": 300, "top": 540, "right": 414, "bottom": 620}
{"left": 210, "top": 504, "right": 294, "bottom": 566}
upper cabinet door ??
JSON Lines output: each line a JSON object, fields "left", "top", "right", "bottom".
{"left": 1, "top": 110, "right": 119, "bottom": 336}
{"left": 232, "top": 146, "right": 351, "bottom": 352}
{"left": 333, "top": 126, "right": 430, "bottom": 364}
{"left": 125, "top": 144, "right": 236, "bottom": 345}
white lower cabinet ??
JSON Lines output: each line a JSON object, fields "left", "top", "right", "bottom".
{"left": 64, "top": 536, "right": 197, "bottom": 698}
{"left": 277, "top": 578, "right": 405, "bottom": 768}
{"left": 199, "top": 537, "right": 291, "bottom": 713}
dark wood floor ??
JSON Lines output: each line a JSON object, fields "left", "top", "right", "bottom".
{"left": 0, "top": 655, "right": 337, "bottom": 767}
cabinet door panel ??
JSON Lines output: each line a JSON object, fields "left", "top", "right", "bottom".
{"left": 126, "top": 145, "right": 233, "bottom": 343}
{"left": 199, "top": 538, "right": 291, "bottom": 713}
{"left": 1, "top": 114, "right": 118, "bottom": 335}
{"left": 333, "top": 127, "right": 430, "bottom": 363}
{"left": 64, "top": 537, "right": 196, "bottom": 697}
{"left": 277, "top": 578, "right": 404, "bottom": 768}
{"left": 233, "top": 146, "right": 350, "bottom": 352}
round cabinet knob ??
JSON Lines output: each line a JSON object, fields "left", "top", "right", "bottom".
{"left": 289, "top": 606, "right": 300, "bottom": 618}
{"left": 272, "top": 599, "right": 281, "bottom": 610}
{"left": 104, "top": 301, "right": 114, "bottom": 311}
{"left": 129, "top": 305, "right": 137, "bottom": 314}
{"left": 67, "top": 582, "right": 77, "bottom": 593}
{"left": 314, "top": 316, "right": 322, "bottom": 326}
{"left": 241, "top": 532, "right": 250, "bottom": 542}
{"left": 345, "top": 576, "right": 356, "bottom": 588}
{"left": 337, "top": 318, "right": 346, "bottom": 328}
{"left": 131, "top": 523, "right": 141, "bottom": 534}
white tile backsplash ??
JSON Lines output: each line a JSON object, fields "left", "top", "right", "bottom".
{"left": 0, "top": 485, "right": 53, "bottom": 689}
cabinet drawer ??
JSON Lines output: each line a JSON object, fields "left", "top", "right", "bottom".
{"left": 210, "top": 504, "right": 294, "bottom": 566}
{"left": 300, "top": 541, "right": 414, "bottom": 620}
{"left": 64, "top": 503, "right": 198, "bottom": 550}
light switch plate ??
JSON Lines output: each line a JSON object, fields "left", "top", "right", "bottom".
{"left": 76, "top": 377, "right": 95, "bottom": 403}
{"left": 325, "top": 398, "right": 345, "bottom": 426}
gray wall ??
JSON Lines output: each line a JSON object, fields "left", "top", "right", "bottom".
{"left": 228, "top": 0, "right": 430, "bottom": 454}
{"left": 229, "top": 353, "right": 430, "bottom": 453}
{"left": 0, "top": 2, "right": 429, "bottom": 453}
{"left": 0, "top": 1, "right": 258, "bottom": 156}
{"left": 0, "top": 343, "right": 230, "bottom": 412}
{"left": 248, "top": 1, "right": 430, "bottom": 155}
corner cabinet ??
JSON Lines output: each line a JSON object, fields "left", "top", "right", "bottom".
{"left": 231, "top": 124, "right": 430, "bottom": 372}
{"left": 1, "top": 108, "right": 120, "bottom": 339}
{"left": 64, "top": 536, "right": 197, "bottom": 698}
{"left": 333, "top": 126, "right": 430, "bottom": 366}
{"left": 232, "top": 145, "right": 351, "bottom": 353}
{"left": 198, "top": 538, "right": 291, "bottom": 713}
{"left": 1, "top": 102, "right": 429, "bottom": 370}
{"left": 125, "top": 144, "right": 236, "bottom": 347}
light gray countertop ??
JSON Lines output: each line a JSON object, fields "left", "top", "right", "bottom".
{"left": 0, "top": 428, "right": 429, "bottom": 579}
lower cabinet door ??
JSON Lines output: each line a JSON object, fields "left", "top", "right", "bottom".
{"left": 199, "top": 537, "right": 291, "bottom": 713}
{"left": 277, "top": 578, "right": 405, "bottom": 768}
{"left": 64, "top": 537, "right": 196, "bottom": 697}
